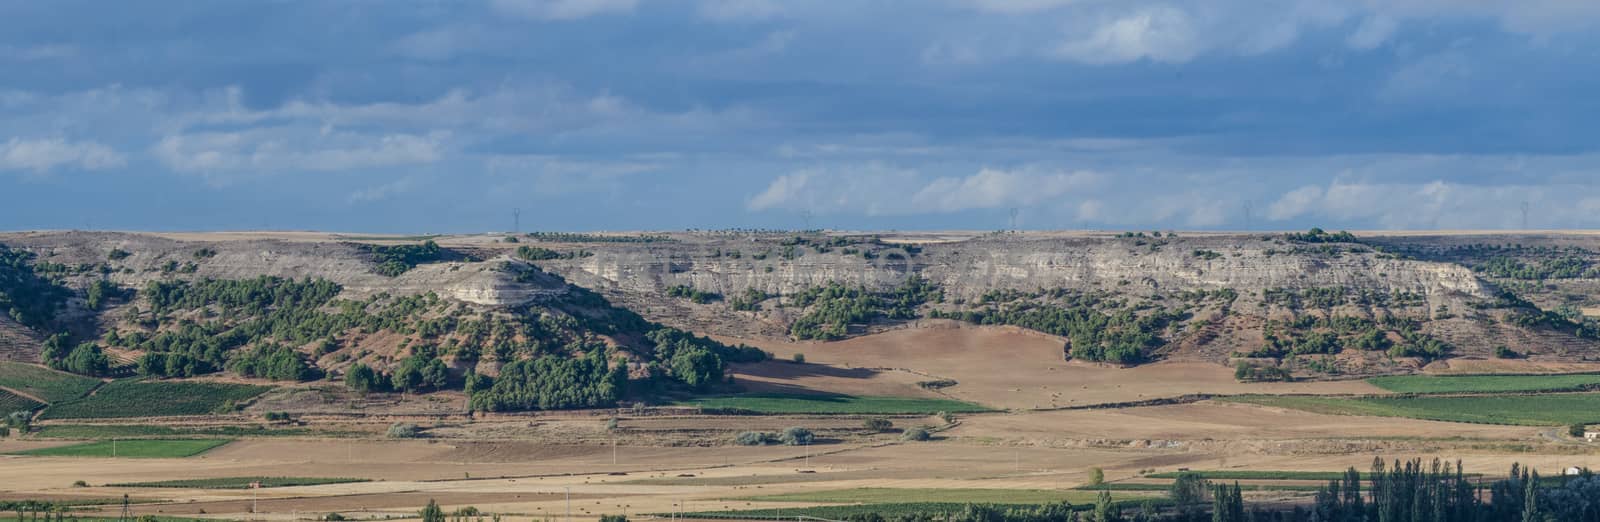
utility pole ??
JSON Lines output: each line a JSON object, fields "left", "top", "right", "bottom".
{"left": 1243, "top": 200, "right": 1254, "bottom": 232}
{"left": 800, "top": 209, "right": 813, "bottom": 231}
{"left": 565, "top": 486, "right": 571, "bottom": 522}
{"left": 1008, "top": 207, "right": 1019, "bottom": 232}
{"left": 1521, "top": 201, "right": 1530, "bottom": 230}
{"left": 513, "top": 208, "right": 521, "bottom": 234}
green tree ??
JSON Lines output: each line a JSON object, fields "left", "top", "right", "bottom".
{"left": 420, "top": 499, "right": 444, "bottom": 522}
{"left": 344, "top": 363, "right": 382, "bottom": 394}
{"left": 1087, "top": 467, "right": 1105, "bottom": 486}
{"left": 63, "top": 342, "right": 109, "bottom": 376}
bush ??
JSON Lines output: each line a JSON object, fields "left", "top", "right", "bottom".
{"left": 901, "top": 427, "right": 931, "bottom": 441}
{"left": 1495, "top": 346, "right": 1520, "bottom": 359}
{"left": 792, "top": 353, "right": 805, "bottom": 364}
{"left": 1571, "top": 423, "right": 1587, "bottom": 438}
{"left": 386, "top": 423, "right": 422, "bottom": 439}
{"left": 1087, "top": 467, "right": 1105, "bottom": 486}
{"left": 864, "top": 418, "right": 893, "bottom": 432}
{"left": 734, "top": 431, "right": 778, "bottom": 446}
{"left": 600, "top": 516, "right": 628, "bottom": 522}
{"left": 73, "top": 480, "right": 88, "bottom": 487}
{"left": 780, "top": 426, "right": 814, "bottom": 446}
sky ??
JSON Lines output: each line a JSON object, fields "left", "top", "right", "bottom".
{"left": 4, "top": 0, "right": 1600, "bottom": 233}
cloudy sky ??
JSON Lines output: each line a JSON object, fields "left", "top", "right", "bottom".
{"left": 4, "top": 0, "right": 1600, "bottom": 233}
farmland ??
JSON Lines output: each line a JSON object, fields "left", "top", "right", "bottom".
{"left": 1366, "top": 373, "right": 1600, "bottom": 394}
{"left": 39, "top": 380, "right": 270, "bottom": 419}
{"left": 0, "top": 388, "right": 42, "bottom": 412}
{"left": 0, "top": 361, "right": 100, "bottom": 403}
{"left": 673, "top": 393, "right": 989, "bottom": 414}
{"left": 1220, "top": 393, "right": 1600, "bottom": 425}
{"left": 108, "top": 476, "right": 369, "bottom": 489}
{"left": 32, "top": 424, "right": 326, "bottom": 439}
{"left": 732, "top": 488, "right": 1135, "bottom": 504}
{"left": 7, "top": 439, "right": 232, "bottom": 458}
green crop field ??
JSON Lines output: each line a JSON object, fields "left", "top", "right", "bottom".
{"left": 1367, "top": 374, "right": 1600, "bottom": 394}
{"left": 33, "top": 424, "right": 330, "bottom": 439}
{"left": 39, "top": 380, "right": 269, "bottom": 419}
{"left": 734, "top": 488, "right": 1142, "bottom": 504}
{"left": 0, "top": 362, "right": 100, "bottom": 403}
{"left": 1077, "top": 482, "right": 1324, "bottom": 492}
{"left": 8, "top": 439, "right": 232, "bottom": 458}
{"left": 0, "top": 389, "right": 43, "bottom": 413}
{"left": 1222, "top": 393, "right": 1600, "bottom": 426}
{"left": 674, "top": 393, "right": 990, "bottom": 414}
{"left": 108, "top": 476, "right": 369, "bottom": 489}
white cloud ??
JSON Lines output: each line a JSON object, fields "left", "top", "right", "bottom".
{"left": 1052, "top": 6, "right": 1200, "bottom": 64}
{"left": 1346, "top": 15, "right": 1397, "bottom": 50}
{"left": 489, "top": 0, "right": 636, "bottom": 20}
{"left": 1265, "top": 178, "right": 1600, "bottom": 230}
{"left": 0, "top": 138, "right": 125, "bottom": 173}
{"left": 747, "top": 164, "right": 1099, "bottom": 216}
{"left": 1267, "top": 185, "right": 1324, "bottom": 220}
{"left": 349, "top": 177, "right": 417, "bottom": 203}
{"left": 697, "top": 0, "right": 783, "bottom": 21}
{"left": 911, "top": 168, "right": 1099, "bottom": 212}
{"left": 153, "top": 130, "right": 445, "bottom": 173}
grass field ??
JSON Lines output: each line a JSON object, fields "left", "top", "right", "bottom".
{"left": 108, "top": 476, "right": 370, "bottom": 489}
{"left": 7, "top": 439, "right": 232, "bottom": 458}
{"left": 1222, "top": 393, "right": 1600, "bottom": 426}
{"left": 1078, "top": 483, "right": 1325, "bottom": 492}
{"left": 34, "top": 424, "right": 328, "bottom": 439}
{"left": 1367, "top": 374, "right": 1600, "bottom": 394}
{"left": 0, "top": 362, "right": 100, "bottom": 403}
{"left": 39, "top": 380, "right": 270, "bottom": 419}
{"left": 734, "top": 488, "right": 1138, "bottom": 504}
{"left": 674, "top": 393, "right": 990, "bottom": 414}
{"left": 0, "top": 389, "right": 43, "bottom": 412}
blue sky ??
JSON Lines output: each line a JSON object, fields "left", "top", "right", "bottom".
{"left": 4, "top": 0, "right": 1600, "bottom": 232}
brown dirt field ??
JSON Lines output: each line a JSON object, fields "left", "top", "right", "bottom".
{"left": 125, "top": 491, "right": 606, "bottom": 516}
{"left": 1423, "top": 358, "right": 1600, "bottom": 374}
{"left": 729, "top": 323, "right": 1385, "bottom": 409}
{"left": 948, "top": 401, "right": 1542, "bottom": 442}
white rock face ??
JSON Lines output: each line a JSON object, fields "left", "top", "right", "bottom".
{"left": 545, "top": 236, "right": 1488, "bottom": 302}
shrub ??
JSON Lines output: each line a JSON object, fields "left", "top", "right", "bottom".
{"left": 600, "top": 515, "right": 628, "bottom": 522}
{"left": 937, "top": 411, "right": 956, "bottom": 424}
{"left": 1087, "top": 467, "right": 1105, "bottom": 486}
{"left": 734, "top": 431, "right": 778, "bottom": 446}
{"left": 606, "top": 417, "right": 620, "bottom": 431}
{"left": 1495, "top": 345, "right": 1520, "bottom": 359}
{"left": 73, "top": 480, "right": 88, "bottom": 487}
{"left": 901, "top": 427, "right": 931, "bottom": 441}
{"left": 792, "top": 353, "right": 805, "bottom": 364}
{"left": 0, "top": 426, "right": 9, "bottom": 437}
{"left": 386, "top": 423, "right": 422, "bottom": 439}
{"left": 864, "top": 418, "right": 893, "bottom": 432}
{"left": 780, "top": 426, "right": 814, "bottom": 446}
{"left": 1571, "top": 423, "right": 1587, "bottom": 438}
